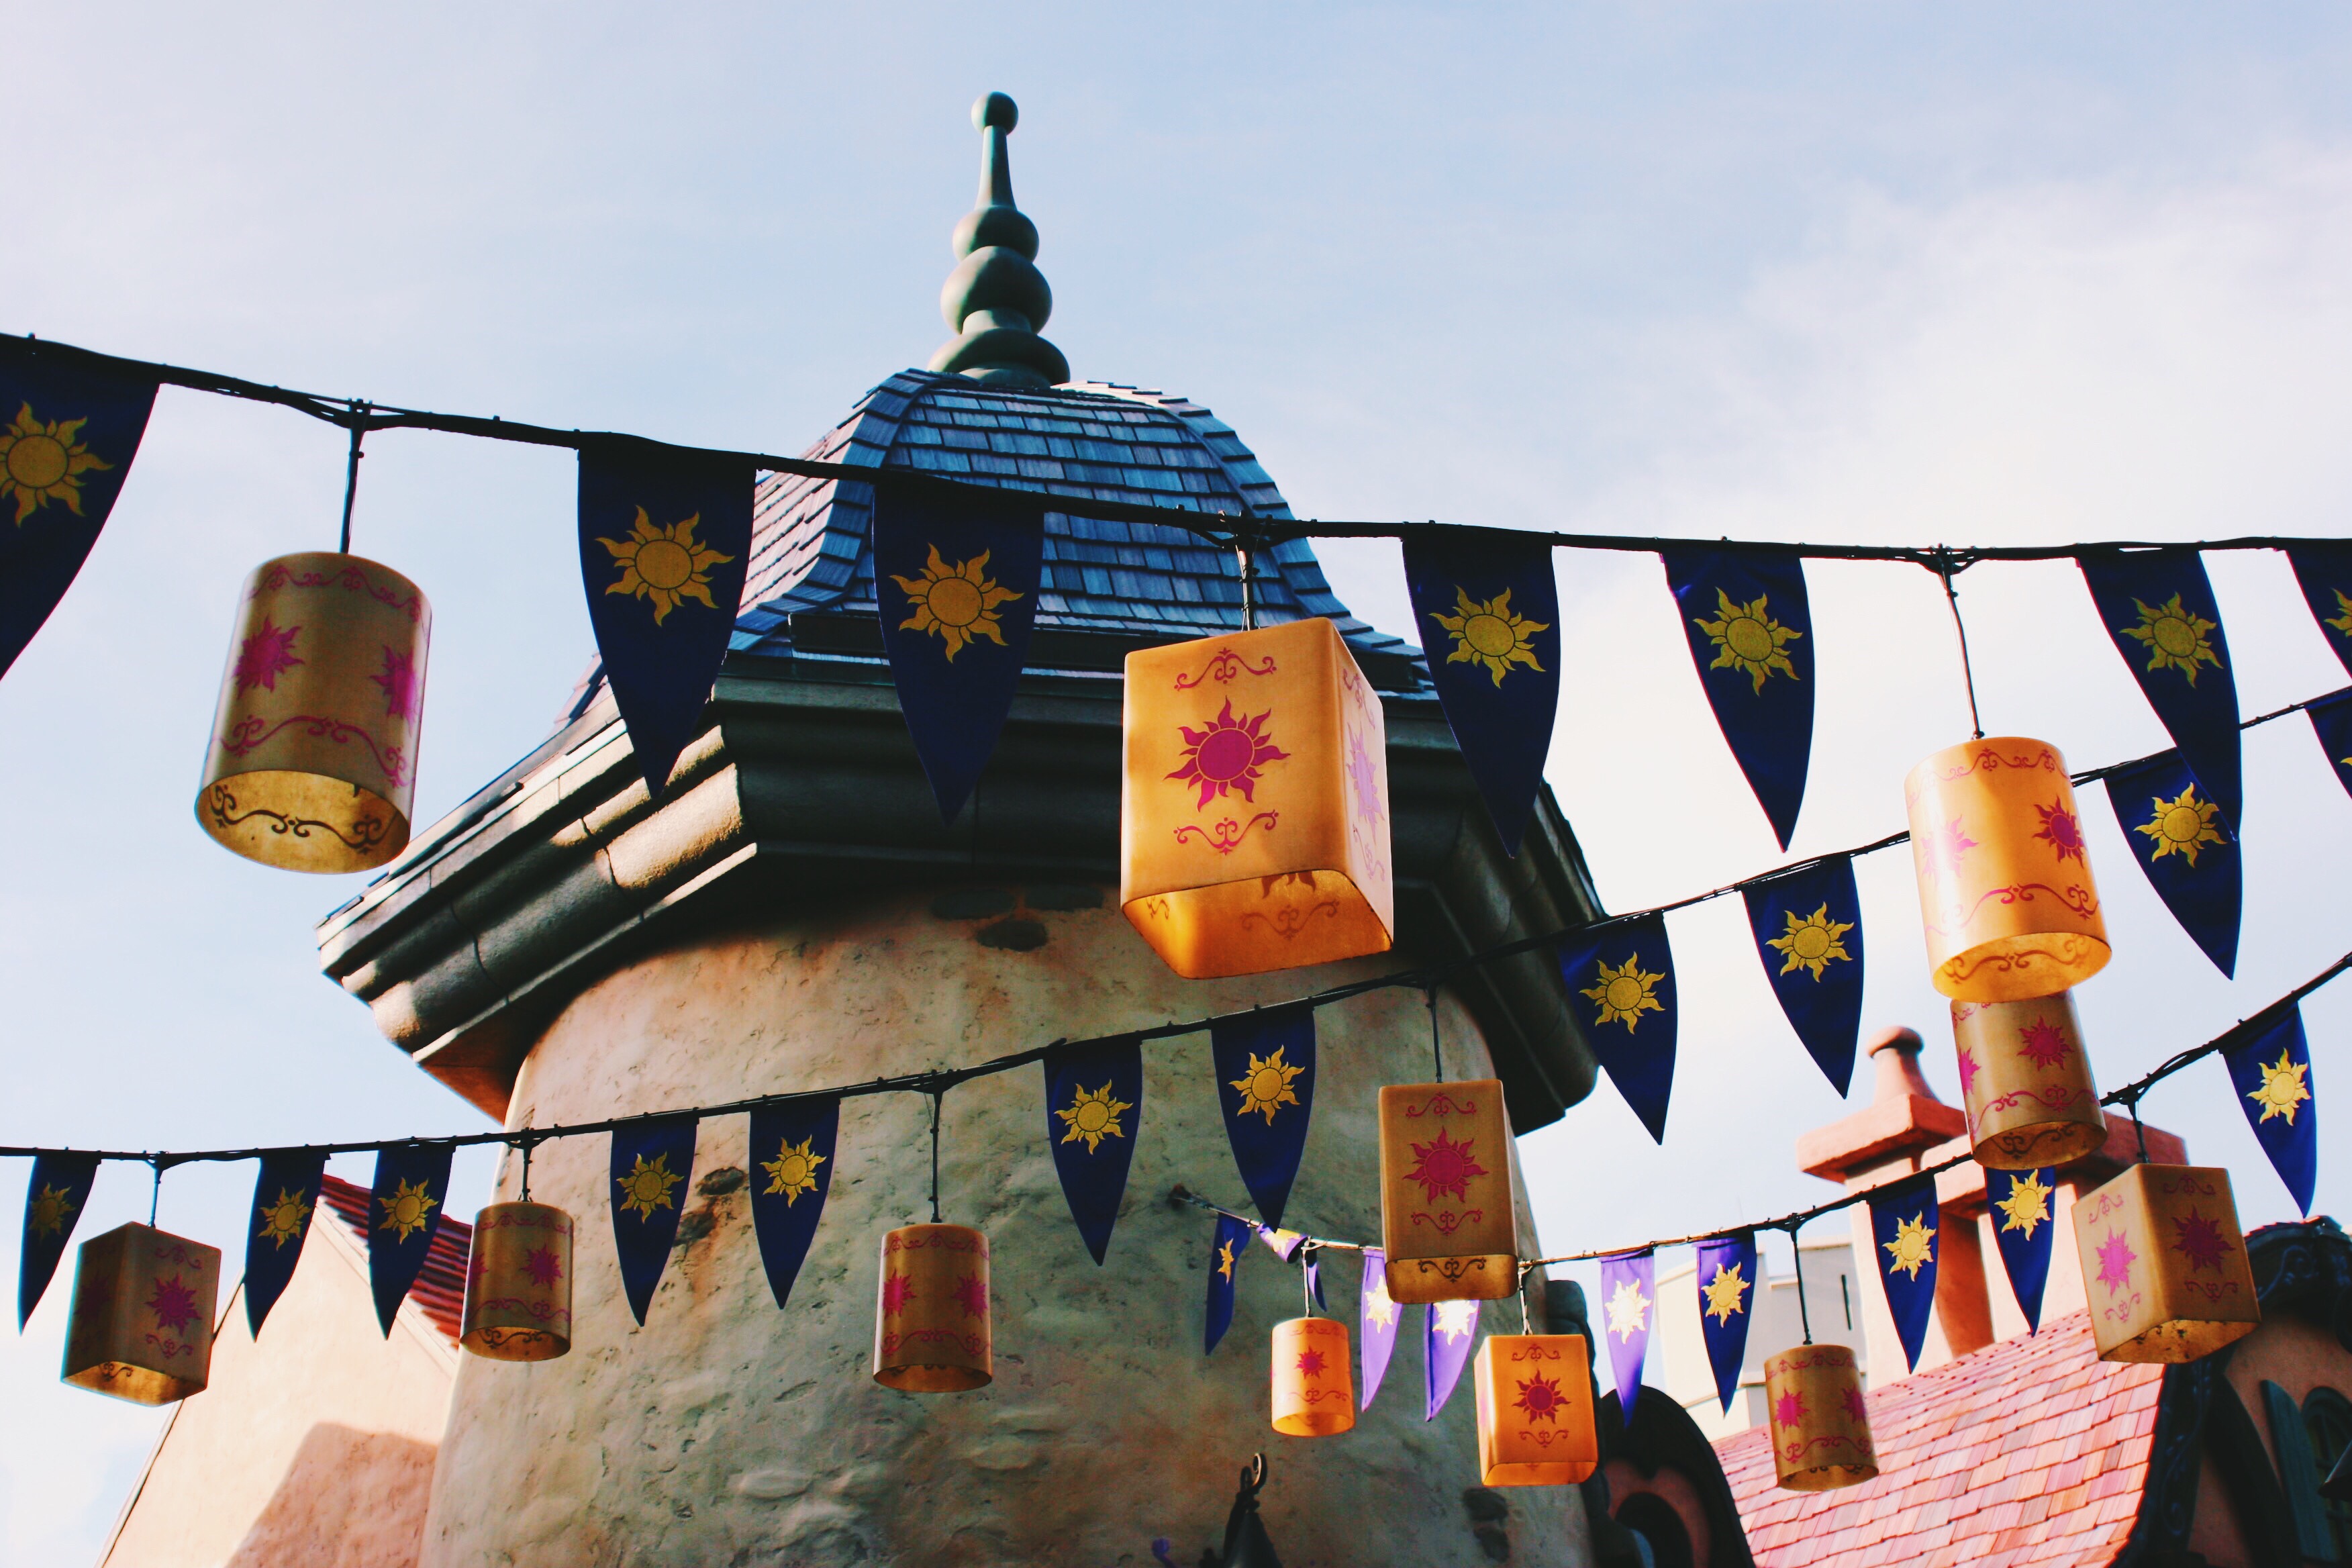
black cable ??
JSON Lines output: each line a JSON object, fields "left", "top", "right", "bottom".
{"left": 338, "top": 406, "right": 368, "bottom": 555}
{"left": 1788, "top": 1220, "right": 1814, "bottom": 1346}
{"left": 1934, "top": 548, "right": 1986, "bottom": 741}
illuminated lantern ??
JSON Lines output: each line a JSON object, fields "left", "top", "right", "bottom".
{"left": 1270, "top": 1316, "right": 1355, "bottom": 1436}
{"left": 60, "top": 1224, "right": 221, "bottom": 1406}
{"left": 1120, "top": 617, "right": 1392, "bottom": 978}
{"left": 1904, "top": 736, "right": 2110, "bottom": 1001}
{"left": 1951, "top": 991, "right": 2107, "bottom": 1169}
{"left": 873, "top": 1224, "right": 991, "bottom": 1391}
{"left": 1761, "top": 1343, "right": 1877, "bottom": 1492}
{"left": 2071, "top": 1163, "right": 2259, "bottom": 1363}
{"left": 460, "top": 1202, "right": 574, "bottom": 1362}
{"left": 1379, "top": 1079, "right": 1519, "bottom": 1304}
{"left": 1473, "top": 1334, "right": 1598, "bottom": 1485}
{"left": 195, "top": 551, "right": 431, "bottom": 873}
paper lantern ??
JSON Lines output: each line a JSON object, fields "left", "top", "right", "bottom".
{"left": 1379, "top": 1079, "right": 1520, "bottom": 1304}
{"left": 873, "top": 1224, "right": 991, "bottom": 1391}
{"left": 1951, "top": 991, "right": 2107, "bottom": 1169}
{"left": 1270, "top": 1316, "right": 1355, "bottom": 1436}
{"left": 460, "top": 1202, "right": 573, "bottom": 1362}
{"left": 1904, "top": 736, "right": 2110, "bottom": 1001}
{"left": 1120, "top": 616, "right": 1393, "bottom": 978}
{"left": 1473, "top": 1334, "right": 1598, "bottom": 1486}
{"left": 196, "top": 551, "right": 431, "bottom": 873}
{"left": 60, "top": 1223, "right": 220, "bottom": 1406}
{"left": 1761, "top": 1343, "right": 1877, "bottom": 1492}
{"left": 2072, "top": 1163, "right": 2259, "bottom": 1363}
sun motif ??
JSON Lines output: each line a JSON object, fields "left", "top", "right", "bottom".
{"left": 1429, "top": 586, "right": 1548, "bottom": 686}
{"left": 2135, "top": 785, "right": 2222, "bottom": 867}
{"left": 761, "top": 1136, "right": 827, "bottom": 1204}
{"left": 1229, "top": 1047, "right": 1304, "bottom": 1124}
{"left": 26, "top": 1183, "right": 77, "bottom": 1240}
{"left": 1216, "top": 1240, "right": 1237, "bottom": 1281}
{"left": 1346, "top": 726, "right": 1384, "bottom": 833}
{"left": 890, "top": 545, "right": 1022, "bottom": 659}
{"left": 1404, "top": 1128, "right": 1489, "bottom": 1205}
{"left": 1996, "top": 1172, "right": 2051, "bottom": 1238}
{"left": 614, "top": 1153, "right": 683, "bottom": 1219}
{"left": 2120, "top": 594, "right": 2223, "bottom": 685}
{"left": 952, "top": 1271, "right": 988, "bottom": 1319}
{"left": 1956, "top": 1046, "right": 1981, "bottom": 1099}
{"left": 2172, "top": 1210, "right": 2232, "bottom": 1273}
{"left": 1702, "top": 1262, "right": 1750, "bottom": 1326}
{"left": 234, "top": 617, "right": 304, "bottom": 693}
{"left": 254, "top": 1187, "right": 311, "bottom": 1248}
{"left": 1605, "top": 1277, "right": 1651, "bottom": 1342}
{"left": 599, "top": 507, "right": 735, "bottom": 626}
{"left": 1881, "top": 1213, "right": 1934, "bottom": 1281}
{"left": 146, "top": 1273, "right": 199, "bottom": 1334}
{"left": 2032, "top": 799, "right": 2086, "bottom": 864}
{"left": 377, "top": 1177, "right": 440, "bottom": 1243}
{"left": 2327, "top": 589, "right": 2352, "bottom": 642}
{"left": 524, "top": 1246, "right": 563, "bottom": 1287}
{"left": 1055, "top": 1081, "right": 1133, "bottom": 1154}
{"left": 1766, "top": 904, "right": 1855, "bottom": 981}
{"left": 1167, "top": 700, "right": 1289, "bottom": 808}
{"left": 1773, "top": 1390, "right": 1807, "bottom": 1428}
{"left": 0, "top": 403, "right": 111, "bottom": 526}
{"left": 1514, "top": 1371, "right": 1567, "bottom": 1423}
{"left": 2246, "top": 1048, "right": 2310, "bottom": 1125}
{"left": 1581, "top": 953, "right": 1665, "bottom": 1033}
{"left": 2094, "top": 1229, "right": 2137, "bottom": 1295}
{"left": 2016, "top": 1016, "right": 2073, "bottom": 1071}
{"left": 1923, "top": 817, "right": 1979, "bottom": 882}
{"left": 1296, "top": 1347, "right": 1328, "bottom": 1379}
{"left": 1434, "top": 1298, "right": 1479, "bottom": 1342}
{"left": 1363, "top": 1273, "right": 1397, "bottom": 1330}
{"left": 1842, "top": 1385, "right": 1869, "bottom": 1424}
{"left": 881, "top": 1272, "right": 915, "bottom": 1315}
{"left": 371, "top": 646, "right": 421, "bottom": 724}
{"left": 1693, "top": 588, "right": 1802, "bottom": 693}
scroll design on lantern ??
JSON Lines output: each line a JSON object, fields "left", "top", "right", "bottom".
{"left": 1270, "top": 1315, "right": 1355, "bottom": 1436}
{"left": 2071, "top": 1162, "right": 2260, "bottom": 1363}
{"left": 61, "top": 1223, "right": 222, "bottom": 1406}
{"left": 461, "top": 1200, "right": 575, "bottom": 1362}
{"left": 1473, "top": 1334, "right": 1598, "bottom": 1486}
{"left": 1379, "top": 1079, "right": 1520, "bottom": 1304}
{"left": 1951, "top": 989, "right": 2108, "bottom": 1169}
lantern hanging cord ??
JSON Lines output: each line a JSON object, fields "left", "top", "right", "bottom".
{"left": 146, "top": 1157, "right": 163, "bottom": 1226}
{"left": 1300, "top": 1246, "right": 1317, "bottom": 1318}
{"left": 1932, "top": 548, "right": 1986, "bottom": 741}
{"left": 928, "top": 1086, "right": 945, "bottom": 1225}
{"left": 1786, "top": 1220, "right": 1814, "bottom": 1346}
{"left": 1426, "top": 983, "right": 1444, "bottom": 1083}
{"left": 337, "top": 403, "right": 371, "bottom": 555}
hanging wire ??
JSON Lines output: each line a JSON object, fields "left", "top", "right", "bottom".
{"left": 516, "top": 1136, "right": 535, "bottom": 1202}
{"left": 338, "top": 403, "right": 370, "bottom": 554}
{"left": 1300, "top": 1246, "right": 1317, "bottom": 1318}
{"left": 2121, "top": 1087, "right": 2151, "bottom": 1164}
{"left": 1517, "top": 1261, "right": 1534, "bottom": 1334}
{"left": 1786, "top": 1220, "right": 1814, "bottom": 1346}
{"left": 1236, "top": 533, "right": 1258, "bottom": 630}
{"left": 147, "top": 1157, "right": 163, "bottom": 1227}
{"left": 1931, "top": 548, "right": 1986, "bottom": 740}
{"left": 928, "top": 1087, "right": 946, "bottom": 1224}
{"left": 1426, "top": 984, "right": 1444, "bottom": 1084}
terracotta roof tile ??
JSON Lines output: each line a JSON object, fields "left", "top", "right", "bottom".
{"left": 318, "top": 1173, "right": 471, "bottom": 1348}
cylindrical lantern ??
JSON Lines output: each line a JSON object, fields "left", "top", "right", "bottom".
{"left": 873, "top": 1224, "right": 991, "bottom": 1391}
{"left": 1120, "top": 617, "right": 1393, "bottom": 978}
{"left": 60, "top": 1224, "right": 221, "bottom": 1406}
{"left": 1270, "top": 1316, "right": 1355, "bottom": 1436}
{"left": 1379, "top": 1079, "right": 1520, "bottom": 1304}
{"left": 1761, "top": 1343, "right": 1877, "bottom": 1493}
{"left": 1904, "top": 736, "right": 2110, "bottom": 1001}
{"left": 1951, "top": 991, "right": 2107, "bottom": 1169}
{"left": 460, "top": 1202, "right": 574, "bottom": 1362}
{"left": 195, "top": 551, "right": 432, "bottom": 873}
{"left": 1473, "top": 1334, "right": 1598, "bottom": 1486}
{"left": 2071, "top": 1163, "right": 2260, "bottom": 1363}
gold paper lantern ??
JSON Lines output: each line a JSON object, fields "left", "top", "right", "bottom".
{"left": 2072, "top": 1163, "right": 2260, "bottom": 1363}
{"left": 1379, "top": 1079, "right": 1520, "bottom": 1304}
{"left": 1270, "top": 1316, "right": 1355, "bottom": 1436}
{"left": 1951, "top": 991, "right": 2108, "bottom": 1169}
{"left": 1904, "top": 736, "right": 2110, "bottom": 1001}
{"left": 1473, "top": 1334, "right": 1598, "bottom": 1486}
{"left": 196, "top": 551, "right": 432, "bottom": 873}
{"left": 1761, "top": 1343, "right": 1877, "bottom": 1493}
{"left": 460, "top": 1202, "right": 573, "bottom": 1362}
{"left": 873, "top": 1224, "right": 992, "bottom": 1391}
{"left": 1120, "top": 617, "right": 1393, "bottom": 978}
{"left": 61, "top": 1223, "right": 221, "bottom": 1406}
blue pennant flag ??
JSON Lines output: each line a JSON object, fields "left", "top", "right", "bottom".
{"left": 577, "top": 440, "right": 754, "bottom": 796}
{"left": 1204, "top": 1212, "right": 1252, "bottom": 1354}
{"left": 1987, "top": 1168, "right": 2057, "bottom": 1333}
{"left": 1424, "top": 1297, "right": 1481, "bottom": 1420}
{"left": 1694, "top": 1232, "right": 1757, "bottom": 1416}
{"left": 2077, "top": 550, "right": 2242, "bottom": 828}
{"left": 1210, "top": 1006, "right": 1316, "bottom": 1230}
{"left": 1659, "top": 548, "right": 1815, "bottom": 849}
{"left": 1359, "top": 1248, "right": 1400, "bottom": 1409}
{"left": 2284, "top": 544, "right": 2352, "bottom": 681}
{"left": 2307, "top": 689, "right": 2352, "bottom": 803}
{"left": 2103, "top": 748, "right": 2241, "bottom": 977}
{"left": 873, "top": 485, "right": 1045, "bottom": 822}
{"left": 369, "top": 1144, "right": 454, "bottom": 1336}
{"left": 1741, "top": 858, "right": 1866, "bottom": 1095}
{"left": 17, "top": 1153, "right": 99, "bottom": 1328}
{"left": 1043, "top": 1037, "right": 1144, "bottom": 1265}
{"left": 1867, "top": 1174, "right": 1940, "bottom": 1372}
{"left": 244, "top": 1150, "right": 327, "bottom": 1338}
{"left": 1599, "top": 1250, "right": 1655, "bottom": 1426}
{"left": 1402, "top": 528, "right": 1561, "bottom": 855}
{"left": 748, "top": 1097, "right": 840, "bottom": 1310}
{"left": 1557, "top": 914, "right": 1679, "bottom": 1142}
{"left": 610, "top": 1117, "right": 697, "bottom": 1324}
{"left": 0, "top": 344, "right": 158, "bottom": 682}
{"left": 2224, "top": 1008, "right": 2318, "bottom": 1215}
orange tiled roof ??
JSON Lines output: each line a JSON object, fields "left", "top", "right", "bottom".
{"left": 1717, "top": 1313, "right": 2165, "bottom": 1568}
{"left": 318, "top": 1173, "right": 472, "bottom": 1347}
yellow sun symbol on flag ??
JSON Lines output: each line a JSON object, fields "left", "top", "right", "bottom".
{"left": 2119, "top": 594, "right": 2222, "bottom": 684}
{"left": 2326, "top": 589, "right": 2352, "bottom": 641}
{"left": 1606, "top": 1277, "right": 1651, "bottom": 1342}
{"left": 255, "top": 1188, "right": 312, "bottom": 1248}
{"left": 1766, "top": 903, "right": 1855, "bottom": 981}
{"left": 761, "top": 1137, "right": 827, "bottom": 1205}
{"left": 25, "top": 1183, "right": 77, "bottom": 1239}
{"left": 1428, "top": 586, "right": 1548, "bottom": 686}
{"left": 599, "top": 508, "right": 735, "bottom": 626}
{"left": 2135, "top": 785, "right": 2223, "bottom": 867}
{"left": 1229, "top": 1048, "right": 1304, "bottom": 1124}
{"left": 1693, "top": 589, "right": 1802, "bottom": 692}
{"left": 1996, "top": 1172, "right": 2051, "bottom": 1238}
{"left": 1364, "top": 1273, "right": 1398, "bottom": 1330}
{"left": 0, "top": 403, "right": 111, "bottom": 526}
{"left": 1702, "top": 1263, "right": 1749, "bottom": 1325}
{"left": 2247, "top": 1048, "right": 2310, "bottom": 1125}
{"left": 891, "top": 545, "right": 1023, "bottom": 660}
{"left": 1434, "top": 1297, "right": 1480, "bottom": 1342}
{"left": 378, "top": 1177, "right": 440, "bottom": 1243}
{"left": 1581, "top": 953, "right": 1666, "bottom": 1032}
{"left": 615, "top": 1154, "right": 684, "bottom": 1218}
{"left": 1056, "top": 1081, "right": 1133, "bottom": 1154}
{"left": 1216, "top": 1240, "right": 1237, "bottom": 1280}
{"left": 1882, "top": 1213, "right": 1935, "bottom": 1280}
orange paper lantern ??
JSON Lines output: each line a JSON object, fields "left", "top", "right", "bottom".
{"left": 61, "top": 1224, "right": 221, "bottom": 1406}
{"left": 1120, "top": 617, "right": 1393, "bottom": 978}
{"left": 873, "top": 1224, "right": 992, "bottom": 1391}
{"left": 1270, "top": 1316, "right": 1355, "bottom": 1436}
{"left": 1473, "top": 1334, "right": 1598, "bottom": 1485}
{"left": 1761, "top": 1343, "right": 1877, "bottom": 1492}
{"left": 460, "top": 1202, "right": 574, "bottom": 1362}
{"left": 1379, "top": 1079, "right": 1520, "bottom": 1304}
{"left": 2072, "top": 1163, "right": 2260, "bottom": 1363}
{"left": 1904, "top": 736, "right": 2110, "bottom": 1001}
{"left": 1951, "top": 991, "right": 2108, "bottom": 1169}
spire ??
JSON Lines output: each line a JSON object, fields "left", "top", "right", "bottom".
{"left": 928, "top": 92, "right": 1069, "bottom": 389}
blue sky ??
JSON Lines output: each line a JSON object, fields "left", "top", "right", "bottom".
{"left": 7, "top": 6, "right": 2352, "bottom": 1559}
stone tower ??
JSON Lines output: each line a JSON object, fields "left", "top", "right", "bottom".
{"left": 317, "top": 94, "right": 1609, "bottom": 1567}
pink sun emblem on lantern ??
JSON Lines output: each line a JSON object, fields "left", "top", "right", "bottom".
{"left": 234, "top": 617, "right": 303, "bottom": 693}
{"left": 2094, "top": 1229, "right": 2137, "bottom": 1295}
{"left": 1843, "top": 1385, "right": 1868, "bottom": 1424}
{"left": 1773, "top": 1390, "right": 1808, "bottom": 1428}
{"left": 2016, "top": 1016, "right": 2073, "bottom": 1071}
{"left": 1514, "top": 1372, "right": 1566, "bottom": 1424}
{"left": 1956, "top": 1046, "right": 1981, "bottom": 1099}
{"left": 880, "top": 1273, "right": 914, "bottom": 1316}
{"left": 524, "top": 1246, "right": 562, "bottom": 1287}
{"left": 952, "top": 1272, "right": 988, "bottom": 1320}
{"left": 1922, "top": 817, "right": 1978, "bottom": 882}
{"left": 371, "top": 645, "right": 420, "bottom": 722}
{"left": 2172, "top": 1210, "right": 2231, "bottom": 1274}
{"left": 146, "top": 1273, "right": 199, "bottom": 1334}
{"left": 2033, "top": 799, "right": 2086, "bottom": 863}
{"left": 1404, "top": 1128, "right": 1488, "bottom": 1206}
{"left": 1346, "top": 726, "right": 1383, "bottom": 830}
{"left": 1296, "top": 1347, "right": 1328, "bottom": 1379}
{"left": 1167, "top": 700, "right": 1289, "bottom": 808}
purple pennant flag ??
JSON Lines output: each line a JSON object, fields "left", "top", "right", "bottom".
{"left": 1359, "top": 1248, "right": 1400, "bottom": 1409}
{"left": 1258, "top": 1226, "right": 1308, "bottom": 1263}
{"left": 1599, "top": 1251, "right": 1656, "bottom": 1426}
{"left": 1694, "top": 1233, "right": 1757, "bottom": 1416}
{"left": 1424, "top": 1297, "right": 1481, "bottom": 1420}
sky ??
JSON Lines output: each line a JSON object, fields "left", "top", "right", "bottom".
{"left": 7, "top": 5, "right": 2352, "bottom": 1560}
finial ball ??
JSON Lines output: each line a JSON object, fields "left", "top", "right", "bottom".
{"left": 974, "top": 92, "right": 1018, "bottom": 132}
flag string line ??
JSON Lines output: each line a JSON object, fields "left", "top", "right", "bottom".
{"left": 0, "top": 690, "right": 2337, "bottom": 1171}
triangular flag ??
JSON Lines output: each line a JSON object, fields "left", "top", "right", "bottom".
{"left": 2224, "top": 1008, "right": 2318, "bottom": 1215}
{"left": 367, "top": 1144, "right": 454, "bottom": 1336}
{"left": 1599, "top": 1249, "right": 1655, "bottom": 1426}
{"left": 1359, "top": 1248, "right": 1400, "bottom": 1409}
{"left": 1042, "top": 1036, "right": 1144, "bottom": 1265}
{"left": 1867, "top": 1174, "right": 1940, "bottom": 1371}
{"left": 2103, "top": 748, "right": 2241, "bottom": 977}
{"left": 2307, "top": 689, "right": 2352, "bottom": 803}
{"left": 2284, "top": 542, "right": 2352, "bottom": 680}
{"left": 17, "top": 1153, "right": 99, "bottom": 1328}
{"left": 1987, "top": 1169, "right": 2057, "bottom": 1332}
{"left": 1204, "top": 1212, "right": 1252, "bottom": 1354}
{"left": 1741, "top": 857, "right": 1866, "bottom": 1095}
{"left": 1694, "top": 1232, "right": 1757, "bottom": 1415}
{"left": 2077, "top": 550, "right": 2243, "bottom": 827}
{"left": 1557, "top": 914, "right": 1679, "bottom": 1142}
{"left": 244, "top": 1150, "right": 327, "bottom": 1338}
{"left": 609, "top": 1117, "right": 697, "bottom": 1324}
{"left": 1424, "top": 1297, "right": 1479, "bottom": 1420}
{"left": 748, "top": 1097, "right": 840, "bottom": 1309}
{"left": 1211, "top": 1006, "right": 1316, "bottom": 1230}
{"left": 1658, "top": 548, "right": 1816, "bottom": 848}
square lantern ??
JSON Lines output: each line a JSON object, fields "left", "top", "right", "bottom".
{"left": 1121, "top": 617, "right": 1393, "bottom": 979}
{"left": 2072, "top": 1163, "right": 2260, "bottom": 1363}
{"left": 1474, "top": 1335, "right": 1598, "bottom": 1486}
{"left": 1380, "top": 1079, "right": 1520, "bottom": 1304}
{"left": 61, "top": 1224, "right": 221, "bottom": 1406}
